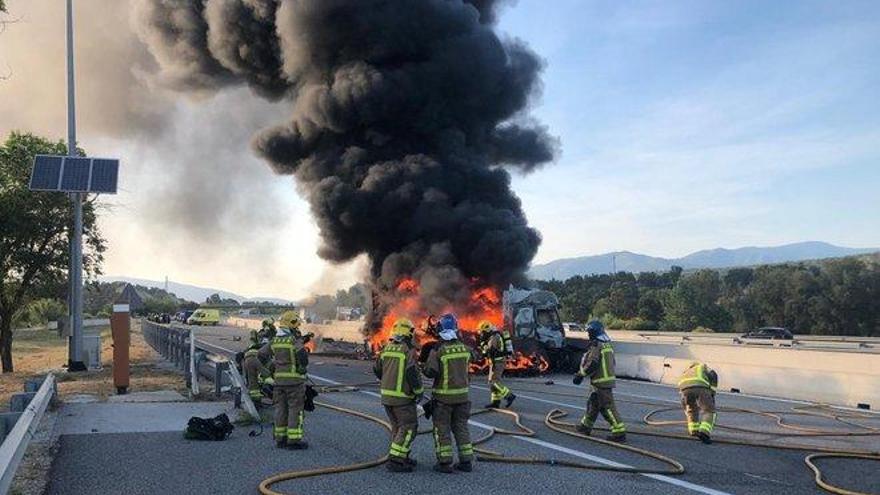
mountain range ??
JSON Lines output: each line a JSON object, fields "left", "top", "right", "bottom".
{"left": 528, "top": 241, "right": 879, "bottom": 281}
{"left": 99, "top": 276, "right": 292, "bottom": 305}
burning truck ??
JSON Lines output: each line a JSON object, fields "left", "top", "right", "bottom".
{"left": 367, "top": 281, "right": 584, "bottom": 374}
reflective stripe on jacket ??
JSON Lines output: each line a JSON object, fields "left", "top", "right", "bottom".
{"left": 269, "top": 336, "right": 307, "bottom": 385}
{"left": 678, "top": 363, "right": 718, "bottom": 391}
{"left": 579, "top": 342, "right": 616, "bottom": 388}
{"left": 426, "top": 341, "right": 471, "bottom": 404}
{"left": 377, "top": 342, "right": 423, "bottom": 405}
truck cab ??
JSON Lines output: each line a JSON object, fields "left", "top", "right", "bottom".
{"left": 503, "top": 287, "right": 566, "bottom": 350}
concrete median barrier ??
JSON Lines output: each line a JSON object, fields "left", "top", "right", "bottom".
{"left": 612, "top": 341, "right": 879, "bottom": 409}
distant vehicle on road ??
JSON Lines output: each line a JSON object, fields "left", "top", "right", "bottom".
{"left": 187, "top": 309, "right": 221, "bottom": 326}
{"left": 562, "top": 322, "right": 584, "bottom": 333}
{"left": 176, "top": 310, "right": 194, "bottom": 323}
{"left": 741, "top": 327, "right": 793, "bottom": 340}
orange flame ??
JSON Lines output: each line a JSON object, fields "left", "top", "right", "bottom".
{"left": 371, "top": 278, "right": 548, "bottom": 374}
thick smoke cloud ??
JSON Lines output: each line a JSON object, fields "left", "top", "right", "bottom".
{"left": 134, "top": 0, "right": 557, "bottom": 317}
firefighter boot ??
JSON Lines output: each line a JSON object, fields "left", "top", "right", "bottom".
{"left": 607, "top": 433, "right": 627, "bottom": 443}
{"left": 404, "top": 457, "right": 418, "bottom": 467}
{"left": 505, "top": 393, "right": 517, "bottom": 408}
{"left": 275, "top": 438, "right": 287, "bottom": 449}
{"left": 576, "top": 424, "right": 592, "bottom": 436}
{"left": 697, "top": 432, "right": 712, "bottom": 445}
{"left": 454, "top": 461, "right": 473, "bottom": 472}
{"left": 433, "top": 463, "right": 454, "bottom": 474}
{"left": 387, "top": 459, "right": 414, "bottom": 473}
{"left": 485, "top": 400, "right": 501, "bottom": 409}
{"left": 288, "top": 440, "right": 309, "bottom": 450}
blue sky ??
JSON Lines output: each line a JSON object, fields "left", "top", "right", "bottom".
{"left": 498, "top": 0, "right": 880, "bottom": 262}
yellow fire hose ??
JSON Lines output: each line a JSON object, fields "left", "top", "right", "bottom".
{"left": 258, "top": 384, "right": 880, "bottom": 495}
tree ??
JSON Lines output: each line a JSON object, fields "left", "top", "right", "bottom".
{"left": 0, "top": 132, "right": 106, "bottom": 371}
{"left": 663, "top": 270, "right": 732, "bottom": 331}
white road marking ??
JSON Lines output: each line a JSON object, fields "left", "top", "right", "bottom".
{"left": 312, "top": 373, "right": 732, "bottom": 495}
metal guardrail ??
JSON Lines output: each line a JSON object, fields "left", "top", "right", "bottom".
{"left": 141, "top": 320, "right": 259, "bottom": 420}
{"left": 0, "top": 374, "right": 56, "bottom": 495}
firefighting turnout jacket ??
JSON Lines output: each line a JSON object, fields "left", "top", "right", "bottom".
{"left": 577, "top": 341, "right": 616, "bottom": 389}
{"left": 374, "top": 340, "right": 424, "bottom": 406}
{"left": 480, "top": 331, "right": 507, "bottom": 361}
{"left": 260, "top": 334, "right": 309, "bottom": 387}
{"left": 678, "top": 362, "right": 718, "bottom": 392}
{"left": 424, "top": 339, "right": 471, "bottom": 404}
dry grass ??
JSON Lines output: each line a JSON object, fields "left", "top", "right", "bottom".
{"left": 0, "top": 320, "right": 187, "bottom": 410}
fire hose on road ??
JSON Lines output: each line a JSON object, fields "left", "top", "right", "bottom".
{"left": 256, "top": 384, "right": 880, "bottom": 495}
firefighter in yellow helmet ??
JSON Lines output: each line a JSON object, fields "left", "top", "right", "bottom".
{"left": 572, "top": 320, "right": 626, "bottom": 442}
{"left": 678, "top": 361, "right": 718, "bottom": 444}
{"left": 477, "top": 320, "right": 516, "bottom": 409}
{"left": 259, "top": 310, "right": 310, "bottom": 449}
{"left": 373, "top": 318, "right": 423, "bottom": 472}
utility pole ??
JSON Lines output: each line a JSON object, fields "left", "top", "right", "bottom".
{"left": 67, "top": 0, "right": 86, "bottom": 371}
{"left": 612, "top": 254, "right": 617, "bottom": 275}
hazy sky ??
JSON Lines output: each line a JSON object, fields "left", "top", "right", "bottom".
{"left": 1, "top": 1, "right": 878, "bottom": 300}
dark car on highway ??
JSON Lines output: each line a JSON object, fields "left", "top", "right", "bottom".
{"left": 741, "top": 327, "right": 793, "bottom": 340}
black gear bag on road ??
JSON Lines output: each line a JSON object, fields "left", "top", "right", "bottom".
{"left": 184, "top": 413, "right": 234, "bottom": 441}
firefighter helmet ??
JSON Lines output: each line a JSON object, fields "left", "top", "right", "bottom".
{"left": 391, "top": 318, "right": 415, "bottom": 338}
{"left": 478, "top": 320, "right": 496, "bottom": 333}
{"left": 278, "top": 311, "right": 301, "bottom": 330}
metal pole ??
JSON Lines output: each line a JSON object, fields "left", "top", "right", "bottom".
{"left": 66, "top": 0, "right": 85, "bottom": 371}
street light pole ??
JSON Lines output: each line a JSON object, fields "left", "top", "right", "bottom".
{"left": 67, "top": 0, "right": 85, "bottom": 371}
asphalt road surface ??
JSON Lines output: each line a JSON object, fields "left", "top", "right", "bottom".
{"left": 47, "top": 326, "right": 880, "bottom": 495}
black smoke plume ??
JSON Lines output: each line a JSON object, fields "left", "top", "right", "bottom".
{"left": 134, "top": 0, "right": 557, "bottom": 324}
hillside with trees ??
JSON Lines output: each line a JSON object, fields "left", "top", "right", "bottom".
{"left": 535, "top": 253, "right": 880, "bottom": 336}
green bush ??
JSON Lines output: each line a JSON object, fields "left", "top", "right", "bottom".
{"left": 691, "top": 326, "right": 715, "bottom": 333}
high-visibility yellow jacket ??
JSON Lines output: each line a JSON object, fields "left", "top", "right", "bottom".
{"left": 374, "top": 340, "right": 423, "bottom": 406}
{"left": 424, "top": 340, "right": 471, "bottom": 404}
{"left": 678, "top": 362, "right": 718, "bottom": 392}
{"left": 578, "top": 342, "right": 616, "bottom": 389}
{"left": 261, "top": 334, "right": 308, "bottom": 387}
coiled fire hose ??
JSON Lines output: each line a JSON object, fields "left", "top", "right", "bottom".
{"left": 258, "top": 383, "right": 880, "bottom": 495}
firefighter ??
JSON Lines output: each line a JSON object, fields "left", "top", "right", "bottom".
{"left": 423, "top": 313, "right": 474, "bottom": 473}
{"left": 373, "top": 318, "right": 423, "bottom": 472}
{"left": 260, "top": 318, "right": 277, "bottom": 340}
{"left": 260, "top": 310, "right": 310, "bottom": 450}
{"left": 242, "top": 337, "right": 271, "bottom": 405}
{"left": 678, "top": 361, "right": 718, "bottom": 444}
{"left": 572, "top": 320, "right": 626, "bottom": 442}
{"left": 477, "top": 320, "right": 516, "bottom": 409}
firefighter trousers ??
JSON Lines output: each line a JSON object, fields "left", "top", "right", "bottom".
{"left": 384, "top": 403, "right": 418, "bottom": 462}
{"left": 274, "top": 383, "right": 305, "bottom": 442}
{"left": 582, "top": 388, "right": 626, "bottom": 437}
{"left": 432, "top": 401, "right": 473, "bottom": 464}
{"left": 488, "top": 359, "right": 511, "bottom": 402}
{"left": 681, "top": 387, "right": 716, "bottom": 435}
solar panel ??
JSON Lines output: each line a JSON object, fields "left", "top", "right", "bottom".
{"left": 89, "top": 158, "right": 119, "bottom": 193}
{"left": 30, "top": 155, "right": 119, "bottom": 194}
{"left": 29, "top": 155, "right": 64, "bottom": 191}
{"left": 60, "top": 157, "right": 91, "bottom": 191}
